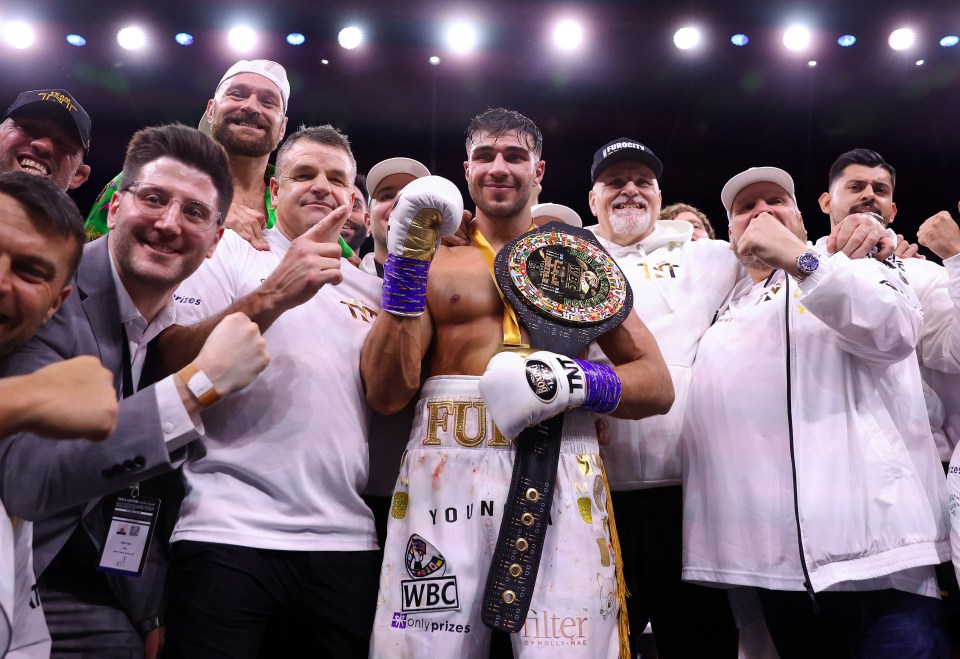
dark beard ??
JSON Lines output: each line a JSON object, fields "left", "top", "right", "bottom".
{"left": 211, "top": 119, "right": 274, "bottom": 158}
{"left": 341, "top": 219, "right": 367, "bottom": 252}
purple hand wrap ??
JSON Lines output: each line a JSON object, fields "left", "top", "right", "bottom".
{"left": 575, "top": 360, "right": 622, "bottom": 414}
{"left": 382, "top": 254, "right": 431, "bottom": 316}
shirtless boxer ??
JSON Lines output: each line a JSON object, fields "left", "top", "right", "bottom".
{"left": 362, "top": 108, "right": 673, "bottom": 659}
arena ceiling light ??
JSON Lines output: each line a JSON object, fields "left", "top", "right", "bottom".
{"left": 837, "top": 34, "right": 857, "bottom": 47}
{"left": 175, "top": 33, "right": 194, "bottom": 46}
{"left": 888, "top": 28, "right": 915, "bottom": 51}
{"left": 444, "top": 20, "right": 479, "bottom": 55}
{"left": 730, "top": 33, "right": 749, "bottom": 46}
{"left": 227, "top": 25, "right": 257, "bottom": 53}
{"left": 673, "top": 26, "right": 701, "bottom": 51}
{"left": 941, "top": 36, "right": 959, "bottom": 47}
{"left": 66, "top": 34, "right": 87, "bottom": 47}
{"left": 117, "top": 26, "right": 147, "bottom": 51}
{"left": 429, "top": 55, "right": 441, "bottom": 65}
{"left": 3, "top": 20, "right": 36, "bottom": 50}
{"left": 338, "top": 26, "right": 363, "bottom": 50}
{"left": 286, "top": 33, "right": 305, "bottom": 46}
{"left": 552, "top": 18, "right": 584, "bottom": 53}
{"left": 782, "top": 25, "right": 812, "bottom": 52}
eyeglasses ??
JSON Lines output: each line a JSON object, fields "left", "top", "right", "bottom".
{"left": 122, "top": 182, "right": 222, "bottom": 231}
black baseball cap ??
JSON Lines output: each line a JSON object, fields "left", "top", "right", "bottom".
{"left": 4, "top": 89, "right": 91, "bottom": 155}
{"left": 591, "top": 138, "right": 662, "bottom": 182}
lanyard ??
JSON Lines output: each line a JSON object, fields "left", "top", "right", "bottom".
{"left": 468, "top": 223, "right": 534, "bottom": 348}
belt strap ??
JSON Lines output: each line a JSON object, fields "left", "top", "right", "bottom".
{"left": 481, "top": 415, "right": 563, "bottom": 632}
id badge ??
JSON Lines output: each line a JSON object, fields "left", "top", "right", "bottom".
{"left": 96, "top": 496, "right": 160, "bottom": 577}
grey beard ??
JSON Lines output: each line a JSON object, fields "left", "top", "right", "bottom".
{"left": 608, "top": 209, "right": 650, "bottom": 236}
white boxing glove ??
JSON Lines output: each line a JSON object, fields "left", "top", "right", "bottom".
{"left": 381, "top": 176, "right": 464, "bottom": 316}
{"left": 479, "top": 350, "right": 622, "bottom": 440}
{"left": 387, "top": 175, "right": 463, "bottom": 259}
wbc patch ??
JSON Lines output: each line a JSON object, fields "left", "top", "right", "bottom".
{"left": 401, "top": 534, "right": 460, "bottom": 613}
{"left": 405, "top": 534, "right": 447, "bottom": 578}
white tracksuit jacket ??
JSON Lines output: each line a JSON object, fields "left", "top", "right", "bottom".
{"left": 587, "top": 221, "right": 742, "bottom": 490}
{"left": 682, "top": 248, "right": 948, "bottom": 593}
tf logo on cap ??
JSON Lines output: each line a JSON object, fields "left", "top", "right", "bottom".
{"left": 4, "top": 89, "right": 91, "bottom": 155}
{"left": 591, "top": 138, "right": 663, "bottom": 182}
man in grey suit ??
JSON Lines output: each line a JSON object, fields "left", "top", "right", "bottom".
{"left": 0, "top": 124, "right": 270, "bottom": 658}
{"left": 0, "top": 171, "right": 119, "bottom": 658}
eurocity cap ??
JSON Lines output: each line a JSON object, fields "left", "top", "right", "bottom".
{"left": 199, "top": 59, "right": 290, "bottom": 135}
{"left": 531, "top": 202, "right": 583, "bottom": 228}
{"left": 4, "top": 89, "right": 91, "bottom": 155}
{"left": 720, "top": 166, "right": 796, "bottom": 220}
{"left": 591, "top": 138, "right": 663, "bottom": 182}
{"left": 366, "top": 157, "right": 430, "bottom": 200}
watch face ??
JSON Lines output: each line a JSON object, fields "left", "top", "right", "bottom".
{"left": 798, "top": 251, "right": 819, "bottom": 274}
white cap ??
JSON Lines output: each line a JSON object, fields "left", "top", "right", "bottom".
{"left": 720, "top": 166, "right": 796, "bottom": 221}
{"left": 531, "top": 203, "right": 583, "bottom": 228}
{"left": 366, "top": 157, "right": 430, "bottom": 199}
{"left": 199, "top": 59, "right": 290, "bottom": 135}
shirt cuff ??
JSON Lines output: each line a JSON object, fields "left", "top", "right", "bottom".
{"left": 155, "top": 375, "right": 203, "bottom": 455}
{"left": 796, "top": 254, "right": 832, "bottom": 292}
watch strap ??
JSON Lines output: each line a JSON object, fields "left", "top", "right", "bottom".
{"left": 795, "top": 250, "right": 819, "bottom": 283}
{"left": 177, "top": 363, "right": 221, "bottom": 408}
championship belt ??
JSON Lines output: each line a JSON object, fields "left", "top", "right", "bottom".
{"left": 480, "top": 221, "right": 633, "bottom": 633}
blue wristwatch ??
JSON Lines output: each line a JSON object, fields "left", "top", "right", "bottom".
{"left": 795, "top": 250, "right": 820, "bottom": 282}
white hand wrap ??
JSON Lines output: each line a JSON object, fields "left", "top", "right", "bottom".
{"left": 381, "top": 176, "right": 463, "bottom": 316}
{"left": 386, "top": 176, "right": 463, "bottom": 261}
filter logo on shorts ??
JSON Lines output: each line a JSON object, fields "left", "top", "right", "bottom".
{"left": 400, "top": 534, "right": 460, "bottom": 613}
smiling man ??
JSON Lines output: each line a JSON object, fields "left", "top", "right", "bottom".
{"left": 0, "top": 124, "right": 270, "bottom": 658}
{"left": 584, "top": 138, "right": 741, "bottom": 658}
{"left": 0, "top": 172, "right": 118, "bottom": 659}
{"left": 363, "top": 110, "right": 673, "bottom": 658}
{"left": 0, "top": 88, "right": 91, "bottom": 191}
{"left": 156, "top": 125, "right": 384, "bottom": 658}
{"left": 84, "top": 61, "right": 358, "bottom": 261}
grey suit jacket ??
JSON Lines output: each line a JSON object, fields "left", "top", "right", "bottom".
{"left": 0, "top": 236, "right": 194, "bottom": 624}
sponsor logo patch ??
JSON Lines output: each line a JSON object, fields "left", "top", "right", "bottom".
{"left": 525, "top": 360, "right": 558, "bottom": 402}
{"left": 391, "top": 612, "right": 472, "bottom": 634}
{"left": 405, "top": 534, "right": 446, "bottom": 578}
{"left": 400, "top": 534, "right": 461, "bottom": 613}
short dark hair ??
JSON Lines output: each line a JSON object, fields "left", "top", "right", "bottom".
{"left": 0, "top": 171, "right": 84, "bottom": 276}
{"left": 465, "top": 108, "right": 543, "bottom": 159}
{"left": 120, "top": 124, "right": 233, "bottom": 218}
{"left": 274, "top": 124, "right": 357, "bottom": 185}
{"left": 353, "top": 172, "right": 368, "bottom": 204}
{"left": 828, "top": 148, "right": 896, "bottom": 190}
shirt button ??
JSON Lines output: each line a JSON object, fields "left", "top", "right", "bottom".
{"left": 162, "top": 422, "right": 174, "bottom": 433}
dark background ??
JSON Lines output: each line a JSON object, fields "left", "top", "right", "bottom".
{"left": 3, "top": 0, "right": 959, "bottom": 246}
